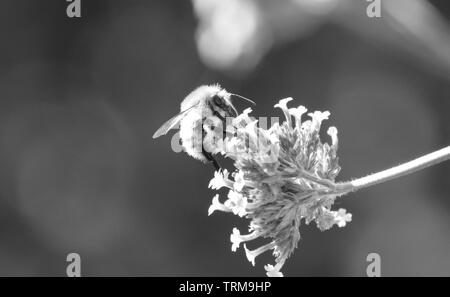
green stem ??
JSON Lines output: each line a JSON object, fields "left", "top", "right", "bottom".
{"left": 335, "top": 146, "right": 450, "bottom": 194}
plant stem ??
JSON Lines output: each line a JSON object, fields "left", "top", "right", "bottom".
{"left": 335, "top": 145, "right": 450, "bottom": 194}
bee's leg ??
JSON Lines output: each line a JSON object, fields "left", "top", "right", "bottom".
{"left": 201, "top": 122, "right": 222, "bottom": 171}
{"left": 202, "top": 147, "right": 221, "bottom": 171}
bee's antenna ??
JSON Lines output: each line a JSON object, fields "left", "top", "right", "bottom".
{"left": 229, "top": 103, "right": 239, "bottom": 117}
{"left": 230, "top": 93, "right": 256, "bottom": 105}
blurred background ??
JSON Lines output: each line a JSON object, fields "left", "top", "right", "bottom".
{"left": 0, "top": 0, "right": 449, "bottom": 276}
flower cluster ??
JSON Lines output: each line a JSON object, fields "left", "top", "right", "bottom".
{"left": 207, "top": 98, "right": 351, "bottom": 277}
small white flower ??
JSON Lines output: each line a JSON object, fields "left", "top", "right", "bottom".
{"left": 233, "top": 170, "right": 246, "bottom": 192}
{"left": 327, "top": 126, "right": 338, "bottom": 150}
{"left": 223, "top": 136, "right": 241, "bottom": 156}
{"left": 274, "top": 97, "right": 293, "bottom": 110}
{"left": 316, "top": 208, "right": 337, "bottom": 231}
{"left": 245, "top": 120, "right": 259, "bottom": 141}
{"left": 244, "top": 242, "right": 276, "bottom": 266}
{"left": 308, "top": 110, "right": 330, "bottom": 132}
{"left": 230, "top": 228, "right": 242, "bottom": 252}
{"left": 244, "top": 244, "right": 257, "bottom": 266}
{"left": 300, "top": 119, "right": 312, "bottom": 132}
{"left": 264, "top": 263, "right": 284, "bottom": 277}
{"left": 224, "top": 190, "right": 248, "bottom": 217}
{"left": 232, "top": 108, "right": 253, "bottom": 127}
{"left": 208, "top": 169, "right": 232, "bottom": 190}
{"left": 230, "top": 228, "right": 260, "bottom": 252}
{"left": 274, "top": 97, "right": 293, "bottom": 127}
{"left": 289, "top": 106, "right": 307, "bottom": 129}
{"left": 335, "top": 208, "right": 352, "bottom": 227}
{"left": 208, "top": 194, "right": 231, "bottom": 216}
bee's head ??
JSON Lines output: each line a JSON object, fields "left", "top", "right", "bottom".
{"left": 210, "top": 90, "right": 238, "bottom": 118}
{"left": 187, "top": 84, "right": 237, "bottom": 118}
{"left": 209, "top": 85, "right": 257, "bottom": 119}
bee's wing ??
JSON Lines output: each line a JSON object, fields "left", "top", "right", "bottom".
{"left": 152, "top": 104, "right": 198, "bottom": 139}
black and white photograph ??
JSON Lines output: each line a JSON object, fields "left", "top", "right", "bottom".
{"left": 0, "top": 0, "right": 449, "bottom": 282}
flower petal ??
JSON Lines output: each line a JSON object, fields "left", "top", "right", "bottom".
{"left": 208, "top": 169, "right": 233, "bottom": 190}
{"left": 244, "top": 242, "right": 276, "bottom": 266}
{"left": 289, "top": 106, "right": 307, "bottom": 129}
{"left": 264, "top": 263, "right": 284, "bottom": 277}
{"left": 308, "top": 110, "right": 330, "bottom": 131}
{"left": 274, "top": 98, "right": 293, "bottom": 127}
{"left": 208, "top": 194, "right": 231, "bottom": 216}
